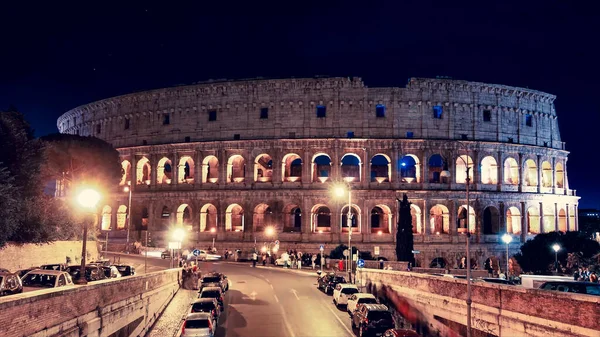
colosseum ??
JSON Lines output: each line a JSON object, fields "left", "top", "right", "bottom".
{"left": 57, "top": 76, "right": 579, "bottom": 269}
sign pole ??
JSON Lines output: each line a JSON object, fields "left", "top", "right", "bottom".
{"left": 144, "top": 231, "right": 148, "bottom": 274}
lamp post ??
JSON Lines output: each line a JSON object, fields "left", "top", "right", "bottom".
{"left": 552, "top": 244, "right": 560, "bottom": 273}
{"left": 172, "top": 228, "right": 185, "bottom": 268}
{"left": 210, "top": 227, "right": 216, "bottom": 251}
{"left": 502, "top": 234, "right": 512, "bottom": 278}
{"left": 335, "top": 183, "right": 352, "bottom": 283}
{"left": 124, "top": 182, "right": 132, "bottom": 248}
{"left": 75, "top": 188, "right": 101, "bottom": 285}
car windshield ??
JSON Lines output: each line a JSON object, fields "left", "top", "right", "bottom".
{"left": 192, "top": 302, "right": 216, "bottom": 312}
{"left": 368, "top": 311, "right": 393, "bottom": 321}
{"left": 201, "top": 291, "right": 220, "bottom": 298}
{"left": 116, "top": 266, "right": 128, "bottom": 272}
{"left": 185, "top": 319, "right": 210, "bottom": 329}
{"left": 203, "top": 277, "right": 220, "bottom": 283}
{"left": 359, "top": 298, "right": 378, "bottom": 304}
{"left": 22, "top": 274, "right": 56, "bottom": 288}
{"left": 42, "top": 265, "right": 60, "bottom": 270}
{"left": 342, "top": 288, "right": 359, "bottom": 294}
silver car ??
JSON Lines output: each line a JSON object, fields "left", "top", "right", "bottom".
{"left": 181, "top": 312, "right": 215, "bottom": 337}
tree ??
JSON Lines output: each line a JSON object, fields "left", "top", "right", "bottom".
{"left": 514, "top": 231, "right": 600, "bottom": 274}
{"left": 0, "top": 166, "right": 20, "bottom": 247}
{"left": 395, "top": 194, "right": 415, "bottom": 265}
{"left": 329, "top": 244, "right": 359, "bottom": 260}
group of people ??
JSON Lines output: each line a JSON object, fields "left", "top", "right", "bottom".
{"left": 574, "top": 267, "right": 599, "bottom": 283}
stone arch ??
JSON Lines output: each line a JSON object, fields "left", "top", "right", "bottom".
{"left": 200, "top": 203, "right": 218, "bottom": 232}
{"left": 117, "top": 205, "right": 127, "bottom": 230}
{"left": 340, "top": 204, "right": 361, "bottom": 232}
{"left": 543, "top": 204, "right": 555, "bottom": 233}
{"left": 370, "top": 154, "right": 391, "bottom": 183}
{"left": 202, "top": 155, "right": 219, "bottom": 183}
{"left": 558, "top": 208, "right": 567, "bottom": 232}
{"left": 225, "top": 203, "right": 244, "bottom": 232}
{"left": 176, "top": 204, "right": 192, "bottom": 229}
{"left": 101, "top": 205, "right": 112, "bottom": 230}
{"left": 312, "top": 153, "right": 332, "bottom": 183}
{"left": 526, "top": 206, "right": 540, "bottom": 234}
{"left": 312, "top": 204, "right": 331, "bottom": 232}
{"left": 428, "top": 154, "right": 448, "bottom": 183}
{"left": 253, "top": 203, "right": 273, "bottom": 232}
{"left": 430, "top": 257, "right": 447, "bottom": 269}
{"left": 158, "top": 205, "right": 171, "bottom": 231}
{"left": 254, "top": 154, "right": 273, "bottom": 182}
{"left": 410, "top": 204, "right": 422, "bottom": 234}
{"left": 227, "top": 155, "right": 246, "bottom": 183}
{"left": 178, "top": 156, "right": 195, "bottom": 183}
{"left": 120, "top": 160, "right": 131, "bottom": 186}
{"left": 399, "top": 154, "right": 420, "bottom": 183}
{"left": 483, "top": 206, "right": 500, "bottom": 234}
{"left": 455, "top": 155, "right": 474, "bottom": 184}
{"left": 503, "top": 157, "right": 519, "bottom": 185}
{"left": 480, "top": 156, "right": 498, "bottom": 184}
{"left": 136, "top": 157, "right": 151, "bottom": 185}
{"left": 457, "top": 205, "right": 476, "bottom": 233}
{"left": 283, "top": 204, "right": 302, "bottom": 232}
{"left": 157, "top": 157, "right": 173, "bottom": 184}
{"left": 555, "top": 162, "right": 564, "bottom": 188}
{"left": 341, "top": 153, "right": 361, "bottom": 182}
{"left": 541, "top": 161, "right": 553, "bottom": 188}
{"left": 430, "top": 204, "right": 450, "bottom": 234}
{"left": 506, "top": 206, "right": 522, "bottom": 234}
{"left": 282, "top": 153, "right": 302, "bottom": 182}
{"left": 370, "top": 205, "right": 392, "bottom": 234}
{"left": 524, "top": 159, "right": 538, "bottom": 186}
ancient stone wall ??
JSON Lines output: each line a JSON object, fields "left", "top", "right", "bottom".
{"left": 0, "top": 241, "right": 99, "bottom": 272}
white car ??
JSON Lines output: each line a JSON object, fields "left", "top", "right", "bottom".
{"left": 333, "top": 283, "right": 359, "bottom": 307}
{"left": 21, "top": 269, "right": 74, "bottom": 292}
{"left": 181, "top": 312, "right": 216, "bottom": 337}
{"left": 346, "top": 293, "right": 378, "bottom": 315}
{"left": 187, "top": 250, "right": 221, "bottom": 261}
{"left": 275, "top": 258, "right": 287, "bottom": 266}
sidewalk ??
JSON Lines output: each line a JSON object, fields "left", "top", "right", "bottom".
{"left": 147, "top": 288, "right": 197, "bottom": 337}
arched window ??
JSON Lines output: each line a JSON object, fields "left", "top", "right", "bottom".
{"left": 525, "top": 159, "right": 538, "bottom": 186}
{"left": 200, "top": 204, "right": 218, "bottom": 232}
{"left": 253, "top": 203, "right": 272, "bottom": 231}
{"left": 428, "top": 154, "right": 447, "bottom": 183}
{"left": 136, "top": 157, "right": 151, "bottom": 185}
{"left": 178, "top": 156, "right": 195, "bottom": 183}
{"left": 312, "top": 154, "right": 331, "bottom": 182}
{"left": 157, "top": 157, "right": 173, "bottom": 184}
{"left": 341, "top": 154, "right": 361, "bottom": 182}
{"left": 312, "top": 206, "right": 331, "bottom": 232}
{"left": 117, "top": 205, "right": 128, "bottom": 229}
{"left": 430, "top": 205, "right": 450, "bottom": 234}
{"left": 526, "top": 207, "right": 540, "bottom": 234}
{"left": 455, "top": 155, "right": 474, "bottom": 184}
{"left": 282, "top": 154, "right": 302, "bottom": 182}
{"left": 457, "top": 205, "right": 475, "bottom": 234}
{"left": 503, "top": 158, "right": 519, "bottom": 185}
{"left": 411, "top": 204, "right": 422, "bottom": 234}
{"left": 558, "top": 209, "right": 567, "bottom": 232}
{"left": 227, "top": 155, "right": 246, "bottom": 183}
{"left": 506, "top": 207, "right": 521, "bottom": 234}
{"left": 176, "top": 204, "right": 192, "bottom": 230}
{"left": 370, "top": 154, "right": 390, "bottom": 183}
{"left": 202, "top": 156, "right": 219, "bottom": 183}
{"left": 480, "top": 156, "right": 498, "bottom": 184}
{"left": 101, "top": 205, "right": 112, "bottom": 230}
{"left": 226, "top": 204, "right": 244, "bottom": 231}
{"left": 541, "top": 161, "right": 553, "bottom": 188}
{"left": 254, "top": 154, "right": 273, "bottom": 182}
{"left": 341, "top": 205, "right": 360, "bottom": 232}
{"left": 555, "top": 162, "right": 564, "bottom": 188}
{"left": 399, "top": 155, "right": 420, "bottom": 183}
{"left": 120, "top": 160, "right": 131, "bottom": 186}
{"left": 483, "top": 206, "right": 500, "bottom": 234}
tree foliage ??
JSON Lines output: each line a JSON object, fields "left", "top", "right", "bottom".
{"left": 514, "top": 231, "right": 600, "bottom": 274}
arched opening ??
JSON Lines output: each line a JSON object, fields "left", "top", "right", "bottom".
{"left": 483, "top": 206, "right": 500, "bottom": 234}
{"left": 117, "top": 205, "right": 127, "bottom": 230}
{"left": 399, "top": 154, "right": 420, "bottom": 183}
{"left": 541, "top": 161, "right": 553, "bottom": 188}
{"left": 555, "top": 162, "right": 564, "bottom": 188}
{"left": 371, "top": 205, "right": 392, "bottom": 234}
{"left": 312, "top": 154, "right": 332, "bottom": 183}
{"left": 200, "top": 203, "right": 218, "bottom": 232}
{"left": 457, "top": 205, "right": 476, "bottom": 234}
{"left": 101, "top": 205, "right": 112, "bottom": 230}
{"left": 227, "top": 155, "right": 246, "bottom": 183}
{"left": 120, "top": 160, "right": 131, "bottom": 186}
{"left": 253, "top": 203, "right": 273, "bottom": 232}
{"left": 312, "top": 205, "right": 331, "bottom": 232}
{"left": 341, "top": 205, "right": 360, "bottom": 232}
{"left": 525, "top": 159, "right": 538, "bottom": 186}
{"left": 526, "top": 206, "right": 540, "bottom": 234}
{"left": 503, "top": 157, "right": 519, "bottom": 185}
{"left": 282, "top": 153, "right": 303, "bottom": 182}
{"left": 141, "top": 207, "right": 149, "bottom": 229}
{"left": 506, "top": 207, "right": 521, "bottom": 234}
{"left": 558, "top": 209, "right": 567, "bottom": 232}
{"left": 136, "top": 157, "right": 151, "bottom": 185}
{"left": 543, "top": 204, "right": 555, "bottom": 233}
{"left": 254, "top": 154, "right": 273, "bottom": 182}
{"left": 430, "top": 257, "right": 447, "bottom": 269}
{"left": 157, "top": 157, "right": 173, "bottom": 184}
{"left": 428, "top": 154, "right": 448, "bottom": 183}
{"left": 202, "top": 155, "right": 219, "bottom": 183}
{"left": 480, "top": 156, "right": 498, "bottom": 184}
{"left": 430, "top": 205, "right": 450, "bottom": 234}
{"left": 341, "top": 153, "right": 361, "bottom": 182}
{"left": 370, "top": 154, "right": 390, "bottom": 183}
{"left": 283, "top": 205, "right": 302, "bottom": 232}
{"left": 569, "top": 205, "right": 576, "bottom": 231}
{"left": 411, "top": 204, "right": 422, "bottom": 234}
{"left": 455, "top": 155, "right": 474, "bottom": 184}
{"left": 225, "top": 204, "right": 244, "bottom": 232}
{"left": 176, "top": 204, "right": 192, "bottom": 230}
{"left": 178, "top": 156, "right": 195, "bottom": 183}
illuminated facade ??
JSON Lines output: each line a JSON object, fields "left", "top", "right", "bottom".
{"left": 57, "top": 77, "right": 579, "bottom": 268}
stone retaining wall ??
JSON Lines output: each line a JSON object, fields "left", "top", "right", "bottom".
{"left": 0, "top": 241, "right": 99, "bottom": 272}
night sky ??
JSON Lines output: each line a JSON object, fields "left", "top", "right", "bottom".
{"left": 0, "top": 2, "right": 598, "bottom": 207}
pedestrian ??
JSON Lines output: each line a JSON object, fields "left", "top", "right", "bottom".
{"left": 252, "top": 251, "right": 258, "bottom": 267}
{"left": 311, "top": 254, "right": 316, "bottom": 270}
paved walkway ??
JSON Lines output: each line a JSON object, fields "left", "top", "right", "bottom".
{"left": 147, "top": 288, "right": 197, "bottom": 337}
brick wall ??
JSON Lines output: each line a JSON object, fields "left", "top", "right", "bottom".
{"left": 0, "top": 269, "right": 180, "bottom": 337}
{"left": 0, "top": 241, "right": 99, "bottom": 272}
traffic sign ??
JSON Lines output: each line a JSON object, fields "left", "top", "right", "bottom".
{"left": 274, "top": 240, "right": 280, "bottom": 245}
{"left": 192, "top": 249, "right": 201, "bottom": 256}
{"left": 357, "top": 259, "right": 365, "bottom": 268}
{"left": 319, "top": 244, "right": 324, "bottom": 251}
{"left": 343, "top": 249, "right": 349, "bottom": 257}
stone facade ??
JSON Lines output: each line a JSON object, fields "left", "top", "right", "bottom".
{"left": 56, "top": 77, "right": 579, "bottom": 268}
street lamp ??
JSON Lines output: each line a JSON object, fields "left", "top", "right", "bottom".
{"left": 334, "top": 183, "right": 353, "bottom": 283}
{"left": 501, "top": 234, "right": 512, "bottom": 278}
{"left": 552, "top": 244, "right": 561, "bottom": 273}
{"left": 172, "top": 228, "right": 185, "bottom": 268}
{"left": 265, "top": 226, "right": 275, "bottom": 237}
{"left": 441, "top": 146, "right": 472, "bottom": 337}
{"left": 124, "top": 182, "right": 133, "bottom": 247}
{"left": 75, "top": 188, "right": 101, "bottom": 285}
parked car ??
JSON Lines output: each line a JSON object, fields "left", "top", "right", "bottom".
{"left": 181, "top": 312, "right": 216, "bottom": 337}
{"left": 40, "top": 264, "right": 68, "bottom": 271}
{"left": 16, "top": 267, "right": 39, "bottom": 278}
{"left": 317, "top": 273, "right": 346, "bottom": 294}
{"left": 383, "top": 329, "right": 420, "bottom": 337}
{"left": 189, "top": 298, "right": 221, "bottom": 323}
{"left": 101, "top": 266, "right": 122, "bottom": 278}
{"left": 352, "top": 304, "right": 395, "bottom": 337}
{"left": 199, "top": 273, "right": 228, "bottom": 292}
{"left": 333, "top": 283, "right": 359, "bottom": 307}
{"left": 0, "top": 271, "right": 23, "bottom": 296}
{"left": 539, "top": 281, "right": 600, "bottom": 296}
{"left": 114, "top": 264, "right": 136, "bottom": 277}
{"left": 347, "top": 293, "right": 378, "bottom": 316}
{"left": 275, "top": 257, "right": 287, "bottom": 266}
{"left": 65, "top": 265, "right": 107, "bottom": 282}
{"left": 88, "top": 259, "right": 111, "bottom": 267}
{"left": 21, "top": 270, "right": 74, "bottom": 291}
{"left": 198, "top": 286, "right": 224, "bottom": 310}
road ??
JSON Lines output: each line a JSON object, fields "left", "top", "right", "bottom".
{"left": 109, "top": 253, "right": 359, "bottom": 337}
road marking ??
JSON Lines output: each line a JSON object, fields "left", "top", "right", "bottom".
{"left": 324, "top": 300, "right": 354, "bottom": 337}
{"left": 291, "top": 289, "right": 300, "bottom": 300}
{"left": 264, "top": 278, "right": 270, "bottom": 283}
{"left": 278, "top": 301, "right": 297, "bottom": 337}
{"left": 274, "top": 294, "right": 279, "bottom": 302}
{"left": 270, "top": 284, "right": 274, "bottom": 290}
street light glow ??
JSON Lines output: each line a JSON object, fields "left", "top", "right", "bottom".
{"left": 124, "top": 186, "right": 130, "bottom": 192}
{"left": 334, "top": 186, "right": 346, "bottom": 197}
{"left": 172, "top": 228, "right": 185, "bottom": 242}
{"left": 77, "top": 188, "right": 101, "bottom": 208}
{"left": 502, "top": 233, "right": 512, "bottom": 244}
{"left": 210, "top": 227, "right": 216, "bottom": 233}
{"left": 261, "top": 246, "right": 267, "bottom": 253}
{"left": 552, "top": 244, "right": 560, "bottom": 252}
{"left": 265, "top": 226, "right": 275, "bottom": 236}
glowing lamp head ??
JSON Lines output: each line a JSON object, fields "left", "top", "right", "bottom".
{"left": 272, "top": 246, "right": 278, "bottom": 253}
{"left": 261, "top": 246, "right": 267, "bottom": 253}
{"left": 401, "top": 162, "right": 406, "bottom": 167}
{"left": 552, "top": 244, "right": 560, "bottom": 252}
{"left": 123, "top": 186, "right": 130, "bottom": 192}
{"left": 318, "top": 230, "right": 323, "bottom": 234}
{"left": 210, "top": 227, "right": 216, "bottom": 233}
{"left": 77, "top": 188, "right": 101, "bottom": 209}
{"left": 172, "top": 228, "right": 185, "bottom": 242}
{"left": 265, "top": 226, "right": 275, "bottom": 237}
{"left": 334, "top": 186, "right": 346, "bottom": 197}
{"left": 377, "top": 230, "right": 383, "bottom": 235}
{"left": 502, "top": 234, "right": 512, "bottom": 244}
